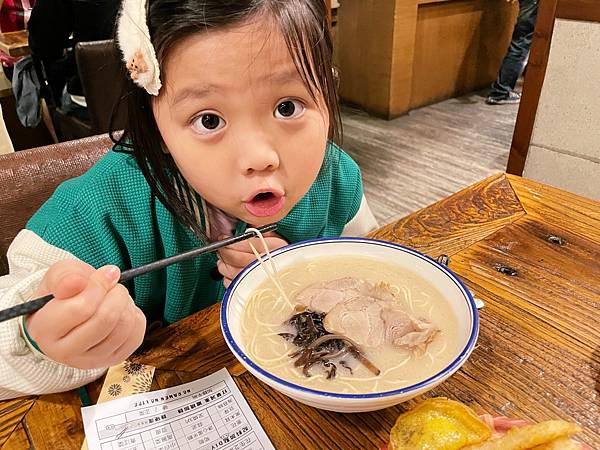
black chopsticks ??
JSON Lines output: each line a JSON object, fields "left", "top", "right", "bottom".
{"left": 0, "top": 223, "right": 277, "bottom": 323}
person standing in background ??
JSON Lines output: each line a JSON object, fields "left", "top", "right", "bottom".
{"left": 0, "top": 0, "right": 35, "bottom": 76}
{"left": 486, "top": 0, "right": 538, "bottom": 105}
{"left": 27, "top": 0, "right": 120, "bottom": 118}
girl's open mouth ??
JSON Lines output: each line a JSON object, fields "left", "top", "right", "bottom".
{"left": 244, "top": 191, "right": 285, "bottom": 217}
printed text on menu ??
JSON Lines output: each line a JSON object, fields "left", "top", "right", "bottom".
{"left": 81, "top": 368, "right": 275, "bottom": 450}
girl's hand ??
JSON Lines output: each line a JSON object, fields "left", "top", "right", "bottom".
{"left": 25, "top": 260, "right": 146, "bottom": 370}
{"left": 217, "top": 232, "right": 288, "bottom": 288}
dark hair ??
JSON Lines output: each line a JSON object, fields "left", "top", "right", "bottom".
{"left": 111, "top": 0, "right": 341, "bottom": 239}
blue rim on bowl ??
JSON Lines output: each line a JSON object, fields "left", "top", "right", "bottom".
{"left": 221, "top": 237, "right": 479, "bottom": 399}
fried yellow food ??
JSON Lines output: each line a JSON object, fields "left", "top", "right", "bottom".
{"left": 388, "top": 398, "right": 491, "bottom": 450}
{"left": 532, "top": 437, "right": 583, "bottom": 450}
{"left": 463, "top": 420, "right": 582, "bottom": 450}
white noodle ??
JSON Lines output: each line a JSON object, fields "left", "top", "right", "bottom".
{"left": 250, "top": 350, "right": 290, "bottom": 365}
{"left": 434, "top": 341, "right": 448, "bottom": 357}
{"left": 378, "top": 378, "right": 409, "bottom": 386}
{"left": 247, "top": 290, "right": 284, "bottom": 327}
{"left": 338, "top": 375, "right": 381, "bottom": 382}
{"left": 382, "top": 355, "right": 411, "bottom": 375}
{"left": 246, "top": 227, "right": 293, "bottom": 308}
{"left": 425, "top": 352, "right": 434, "bottom": 366}
{"left": 400, "top": 285, "right": 416, "bottom": 313}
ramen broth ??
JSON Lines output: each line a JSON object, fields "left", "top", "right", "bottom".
{"left": 240, "top": 255, "right": 459, "bottom": 394}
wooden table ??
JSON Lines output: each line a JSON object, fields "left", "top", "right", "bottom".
{"left": 0, "top": 30, "right": 30, "bottom": 58}
{"left": 1, "top": 174, "right": 598, "bottom": 449}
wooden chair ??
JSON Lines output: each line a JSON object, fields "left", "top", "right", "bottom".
{"left": 75, "top": 39, "right": 127, "bottom": 135}
{"left": 507, "top": 0, "right": 600, "bottom": 201}
{"left": 31, "top": 40, "right": 126, "bottom": 141}
{"left": 32, "top": 53, "right": 95, "bottom": 142}
{"left": 0, "top": 133, "right": 112, "bottom": 275}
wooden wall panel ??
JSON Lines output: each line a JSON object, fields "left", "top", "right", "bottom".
{"left": 335, "top": 0, "right": 517, "bottom": 118}
{"left": 556, "top": 0, "right": 600, "bottom": 22}
{"left": 388, "top": 1, "right": 420, "bottom": 116}
{"left": 336, "top": 0, "right": 417, "bottom": 118}
{"left": 410, "top": 0, "right": 517, "bottom": 109}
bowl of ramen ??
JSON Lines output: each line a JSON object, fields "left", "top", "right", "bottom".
{"left": 221, "top": 237, "right": 479, "bottom": 412}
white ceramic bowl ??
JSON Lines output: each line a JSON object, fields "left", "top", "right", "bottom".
{"left": 221, "top": 237, "right": 479, "bottom": 413}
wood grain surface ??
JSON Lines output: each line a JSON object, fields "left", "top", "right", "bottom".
{"left": 1, "top": 423, "right": 29, "bottom": 449}
{"left": 1, "top": 174, "right": 598, "bottom": 449}
{"left": 508, "top": 175, "right": 600, "bottom": 244}
{"left": 556, "top": 0, "right": 600, "bottom": 22}
{"left": 24, "top": 392, "right": 85, "bottom": 450}
{"left": 0, "top": 398, "right": 34, "bottom": 445}
{"left": 372, "top": 174, "right": 526, "bottom": 257}
{"left": 0, "top": 31, "right": 30, "bottom": 57}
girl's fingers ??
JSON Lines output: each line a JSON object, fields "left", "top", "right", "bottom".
{"left": 219, "top": 236, "right": 288, "bottom": 266}
{"left": 217, "top": 260, "right": 249, "bottom": 287}
{"left": 217, "top": 235, "right": 289, "bottom": 286}
{"left": 219, "top": 247, "right": 258, "bottom": 268}
{"left": 69, "top": 305, "right": 146, "bottom": 370}
{"left": 105, "top": 308, "right": 146, "bottom": 366}
{"left": 34, "top": 259, "right": 94, "bottom": 299}
{"left": 219, "top": 237, "right": 257, "bottom": 253}
{"left": 51, "top": 272, "right": 90, "bottom": 300}
{"left": 86, "top": 302, "right": 137, "bottom": 354}
{"left": 57, "top": 284, "right": 132, "bottom": 353}
{"left": 28, "top": 265, "right": 122, "bottom": 342}
{"left": 219, "top": 232, "right": 284, "bottom": 252}
{"left": 217, "top": 259, "right": 238, "bottom": 281}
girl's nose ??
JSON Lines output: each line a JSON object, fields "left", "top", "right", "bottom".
{"left": 240, "top": 137, "right": 280, "bottom": 175}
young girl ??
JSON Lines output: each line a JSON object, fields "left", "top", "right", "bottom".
{"left": 0, "top": 0, "right": 377, "bottom": 400}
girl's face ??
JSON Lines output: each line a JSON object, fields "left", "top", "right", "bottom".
{"left": 152, "top": 17, "right": 330, "bottom": 227}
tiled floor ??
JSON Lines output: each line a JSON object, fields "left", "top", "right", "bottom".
{"left": 340, "top": 92, "right": 520, "bottom": 224}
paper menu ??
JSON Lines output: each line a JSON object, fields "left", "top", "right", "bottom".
{"left": 81, "top": 368, "right": 275, "bottom": 450}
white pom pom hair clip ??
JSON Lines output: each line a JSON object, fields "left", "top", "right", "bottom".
{"left": 116, "top": 0, "right": 162, "bottom": 96}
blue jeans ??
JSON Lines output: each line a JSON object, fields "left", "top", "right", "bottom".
{"left": 489, "top": 0, "right": 538, "bottom": 99}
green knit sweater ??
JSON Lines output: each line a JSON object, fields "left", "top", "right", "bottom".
{"left": 26, "top": 143, "right": 363, "bottom": 324}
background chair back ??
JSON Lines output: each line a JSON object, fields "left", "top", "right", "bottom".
{"left": 31, "top": 53, "right": 94, "bottom": 142}
{"left": 507, "top": 0, "right": 600, "bottom": 201}
{"left": 0, "top": 134, "right": 112, "bottom": 275}
{"left": 76, "top": 40, "right": 127, "bottom": 135}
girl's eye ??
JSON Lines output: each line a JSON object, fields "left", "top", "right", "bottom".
{"left": 191, "top": 113, "right": 226, "bottom": 134}
{"left": 274, "top": 99, "right": 305, "bottom": 119}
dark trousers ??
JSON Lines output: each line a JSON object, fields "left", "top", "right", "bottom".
{"left": 489, "top": 0, "right": 539, "bottom": 99}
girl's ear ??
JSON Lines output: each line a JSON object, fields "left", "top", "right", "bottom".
{"left": 161, "top": 142, "right": 170, "bottom": 154}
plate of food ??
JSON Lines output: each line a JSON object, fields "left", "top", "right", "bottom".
{"left": 382, "top": 397, "right": 591, "bottom": 450}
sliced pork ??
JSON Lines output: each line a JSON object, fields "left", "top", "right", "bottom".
{"left": 324, "top": 297, "right": 386, "bottom": 347}
{"left": 383, "top": 309, "right": 439, "bottom": 353}
{"left": 295, "top": 277, "right": 371, "bottom": 313}
{"left": 295, "top": 277, "right": 439, "bottom": 352}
